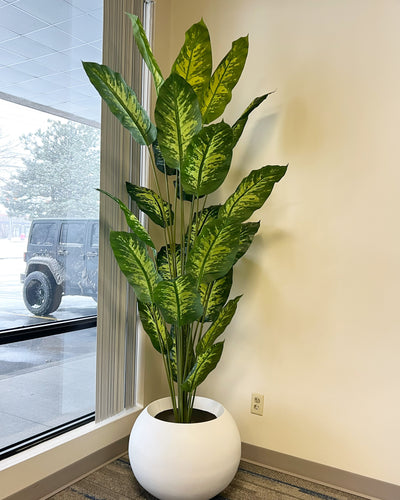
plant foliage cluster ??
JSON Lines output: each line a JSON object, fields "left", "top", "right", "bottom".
{"left": 3, "top": 120, "right": 100, "bottom": 219}
{"left": 83, "top": 16, "right": 287, "bottom": 422}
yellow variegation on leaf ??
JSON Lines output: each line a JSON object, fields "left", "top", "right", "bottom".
{"left": 82, "top": 62, "right": 156, "bottom": 146}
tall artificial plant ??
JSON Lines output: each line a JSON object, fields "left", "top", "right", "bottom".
{"left": 83, "top": 16, "right": 287, "bottom": 423}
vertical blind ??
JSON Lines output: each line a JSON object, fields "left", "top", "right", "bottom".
{"left": 96, "top": 0, "right": 150, "bottom": 421}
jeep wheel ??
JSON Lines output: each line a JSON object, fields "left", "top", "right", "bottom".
{"left": 23, "top": 271, "right": 59, "bottom": 316}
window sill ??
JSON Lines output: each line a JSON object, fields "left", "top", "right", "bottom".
{"left": 1, "top": 405, "right": 142, "bottom": 499}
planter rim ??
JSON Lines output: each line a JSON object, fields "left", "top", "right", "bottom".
{"left": 145, "top": 396, "right": 226, "bottom": 424}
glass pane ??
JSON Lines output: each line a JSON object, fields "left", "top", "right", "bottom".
{"left": 0, "top": 0, "right": 102, "bottom": 454}
{"left": 0, "top": 2, "right": 102, "bottom": 328}
{"left": 0, "top": 328, "right": 96, "bottom": 451}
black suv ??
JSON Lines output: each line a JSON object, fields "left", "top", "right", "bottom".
{"left": 21, "top": 219, "right": 99, "bottom": 316}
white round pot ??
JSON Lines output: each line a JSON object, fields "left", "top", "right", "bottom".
{"left": 128, "top": 396, "right": 241, "bottom": 500}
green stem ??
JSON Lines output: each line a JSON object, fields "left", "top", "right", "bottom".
{"left": 150, "top": 305, "right": 177, "bottom": 419}
{"left": 147, "top": 145, "right": 173, "bottom": 268}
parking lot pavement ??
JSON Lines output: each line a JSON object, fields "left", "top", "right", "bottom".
{"left": 0, "top": 239, "right": 97, "bottom": 451}
{"left": 0, "top": 329, "right": 96, "bottom": 451}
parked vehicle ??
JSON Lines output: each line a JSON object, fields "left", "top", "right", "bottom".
{"left": 21, "top": 219, "right": 99, "bottom": 316}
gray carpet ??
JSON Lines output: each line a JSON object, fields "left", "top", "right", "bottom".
{"left": 50, "top": 454, "right": 367, "bottom": 500}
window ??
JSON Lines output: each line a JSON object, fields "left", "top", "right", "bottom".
{"left": 0, "top": 0, "right": 147, "bottom": 465}
{"left": 0, "top": 0, "right": 103, "bottom": 458}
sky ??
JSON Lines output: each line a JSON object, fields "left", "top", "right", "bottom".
{"left": 0, "top": 98, "right": 67, "bottom": 215}
{"left": 0, "top": 99, "right": 55, "bottom": 140}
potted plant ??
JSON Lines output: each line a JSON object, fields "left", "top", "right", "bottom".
{"left": 83, "top": 15, "right": 287, "bottom": 500}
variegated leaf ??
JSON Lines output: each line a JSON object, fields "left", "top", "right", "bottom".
{"left": 110, "top": 231, "right": 160, "bottom": 303}
{"left": 155, "top": 73, "right": 202, "bottom": 170}
{"left": 186, "top": 204, "right": 220, "bottom": 247}
{"left": 186, "top": 219, "right": 241, "bottom": 284}
{"left": 126, "top": 182, "right": 174, "bottom": 228}
{"left": 181, "top": 122, "right": 233, "bottom": 196}
{"left": 200, "top": 268, "right": 233, "bottom": 322}
{"left": 232, "top": 93, "right": 272, "bottom": 146}
{"left": 152, "top": 139, "right": 176, "bottom": 176}
{"left": 201, "top": 36, "right": 248, "bottom": 124}
{"left": 154, "top": 275, "right": 203, "bottom": 326}
{"left": 172, "top": 19, "right": 212, "bottom": 99}
{"left": 126, "top": 13, "right": 164, "bottom": 95}
{"left": 97, "top": 189, "right": 155, "bottom": 249}
{"left": 182, "top": 342, "right": 224, "bottom": 392}
{"left": 234, "top": 221, "right": 260, "bottom": 263}
{"left": 156, "top": 245, "right": 182, "bottom": 280}
{"left": 138, "top": 301, "right": 171, "bottom": 353}
{"left": 219, "top": 165, "right": 288, "bottom": 223}
{"left": 173, "top": 177, "right": 204, "bottom": 202}
{"left": 82, "top": 62, "right": 156, "bottom": 146}
{"left": 196, "top": 296, "right": 241, "bottom": 355}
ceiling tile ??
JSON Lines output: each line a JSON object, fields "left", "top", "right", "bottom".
{"left": 0, "top": 35, "right": 55, "bottom": 58}
{"left": 11, "top": 59, "right": 52, "bottom": 78}
{"left": 66, "top": 0, "right": 101, "bottom": 14}
{"left": 67, "top": 68, "right": 90, "bottom": 84}
{"left": 88, "top": 8, "right": 102, "bottom": 22}
{"left": 0, "top": 65, "right": 31, "bottom": 85}
{"left": 0, "top": 26, "right": 18, "bottom": 43}
{"left": 0, "top": 0, "right": 102, "bottom": 123}
{"left": 16, "top": 0, "right": 83, "bottom": 25}
{"left": 56, "top": 14, "right": 102, "bottom": 43}
{"left": 0, "top": 5, "right": 47, "bottom": 35}
{"left": 35, "top": 51, "right": 79, "bottom": 72}
{"left": 89, "top": 39, "right": 102, "bottom": 51}
{"left": 26, "top": 26, "right": 82, "bottom": 51}
{"left": 62, "top": 44, "right": 101, "bottom": 66}
{"left": 16, "top": 76, "right": 64, "bottom": 93}
{"left": 0, "top": 47, "right": 27, "bottom": 66}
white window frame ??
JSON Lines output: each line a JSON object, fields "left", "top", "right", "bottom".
{"left": 0, "top": 1, "right": 153, "bottom": 496}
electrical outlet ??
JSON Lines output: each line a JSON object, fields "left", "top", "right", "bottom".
{"left": 251, "top": 393, "right": 264, "bottom": 416}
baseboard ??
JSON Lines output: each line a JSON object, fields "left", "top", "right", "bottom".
{"left": 4, "top": 437, "right": 129, "bottom": 500}
{"left": 241, "top": 442, "right": 399, "bottom": 500}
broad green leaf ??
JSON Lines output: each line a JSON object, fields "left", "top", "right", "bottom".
{"left": 200, "top": 268, "right": 233, "bottom": 322}
{"left": 156, "top": 245, "right": 182, "bottom": 280}
{"left": 182, "top": 342, "right": 224, "bottom": 392}
{"left": 110, "top": 231, "right": 160, "bottom": 303}
{"left": 172, "top": 19, "right": 212, "bottom": 99}
{"left": 219, "top": 165, "right": 287, "bottom": 223}
{"left": 82, "top": 62, "right": 156, "bottom": 146}
{"left": 138, "top": 301, "right": 171, "bottom": 353}
{"left": 181, "top": 122, "right": 233, "bottom": 196}
{"left": 186, "top": 219, "right": 241, "bottom": 284}
{"left": 197, "top": 296, "right": 241, "bottom": 355}
{"left": 126, "top": 13, "right": 164, "bottom": 95}
{"left": 152, "top": 139, "right": 176, "bottom": 176}
{"left": 234, "top": 221, "right": 260, "bottom": 263}
{"left": 201, "top": 36, "right": 248, "bottom": 124}
{"left": 154, "top": 275, "right": 203, "bottom": 326}
{"left": 126, "top": 182, "right": 174, "bottom": 228}
{"left": 97, "top": 189, "right": 155, "bottom": 249}
{"left": 155, "top": 73, "right": 202, "bottom": 170}
{"left": 173, "top": 177, "right": 204, "bottom": 202}
{"left": 232, "top": 93, "right": 272, "bottom": 146}
{"left": 186, "top": 204, "right": 220, "bottom": 247}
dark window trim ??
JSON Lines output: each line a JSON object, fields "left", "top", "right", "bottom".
{"left": 0, "top": 412, "right": 95, "bottom": 461}
{"left": 0, "top": 316, "right": 97, "bottom": 345}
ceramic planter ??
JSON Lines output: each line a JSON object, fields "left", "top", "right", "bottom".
{"left": 128, "top": 396, "right": 241, "bottom": 500}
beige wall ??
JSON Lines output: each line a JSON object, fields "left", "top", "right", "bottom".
{"left": 151, "top": 0, "right": 400, "bottom": 486}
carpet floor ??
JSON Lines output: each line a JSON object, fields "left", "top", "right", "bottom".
{"left": 49, "top": 454, "right": 367, "bottom": 500}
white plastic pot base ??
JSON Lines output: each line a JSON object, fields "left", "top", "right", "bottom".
{"left": 128, "top": 397, "right": 241, "bottom": 500}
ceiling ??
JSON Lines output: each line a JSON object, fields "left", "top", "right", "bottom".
{"left": 0, "top": 0, "right": 103, "bottom": 125}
